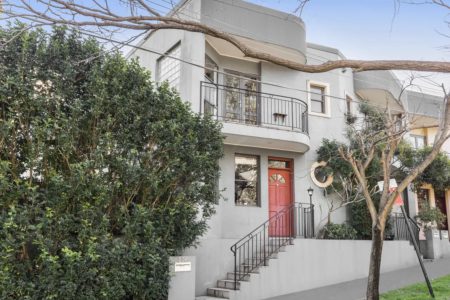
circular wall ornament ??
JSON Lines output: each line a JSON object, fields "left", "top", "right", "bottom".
{"left": 310, "top": 161, "right": 333, "bottom": 188}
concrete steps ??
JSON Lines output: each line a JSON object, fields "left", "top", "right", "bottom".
{"left": 217, "top": 279, "right": 240, "bottom": 289}
{"left": 226, "top": 272, "right": 252, "bottom": 281}
{"left": 206, "top": 287, "right": 235, "bottom": 299}
{"left": 196, "top": 296, "right": 227, "bottom": 300}
{"left": 199, "top": 241, "right": 293, "bottom": 299}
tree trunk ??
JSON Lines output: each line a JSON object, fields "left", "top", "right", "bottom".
{"left": 366, "top": 223, "right": 384, "bottom": 300}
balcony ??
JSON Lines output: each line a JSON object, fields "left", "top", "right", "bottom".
{"left": 200, "top": 81, "right": 310, "bottom": 153}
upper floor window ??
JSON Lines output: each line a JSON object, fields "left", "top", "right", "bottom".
{"left": 235, "top": 154, "right": 260, "bottom": 207}
{"left": 410, "top": 134, "right": 426, "bottom": 149}
{"left": 345, "top": 95, "right": 357, "bottom": 124}
{"left": 205, "top": 55, "right": 218, "bottom": 83}
{"left": 346, "top": 95, "right": 352, "bottom": 115}
{"left": 157, "top": 43, "right": 181, "bottom": 90}
{"left": 308, "top": 81, "right": 330, "bottom": 116}
{"left": 310, "top": 85, "right": 325, "bottom": 113}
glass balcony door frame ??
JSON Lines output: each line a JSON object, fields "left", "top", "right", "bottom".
{"left": 222, "top": 69, "right": 261, "bottom": 125}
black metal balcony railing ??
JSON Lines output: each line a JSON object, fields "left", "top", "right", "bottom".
{"left": 200, "top": 81, "right": 309, "bottom": 134}
{"left": 229, "top": 202, "right": 314, "bottom": 290}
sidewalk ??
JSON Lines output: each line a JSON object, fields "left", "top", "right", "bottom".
{"left": 266, "top": 257, "right": 450, "bottom": 300}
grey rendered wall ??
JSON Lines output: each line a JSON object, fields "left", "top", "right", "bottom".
{"left": 184, "top": 238, "right": 238, "bottom": 297}
{"left": 168, "top": 256, "right": 196, "bottom": 300}
{"left": 200, "top": 43, "right": 359, "bottom": 242}
{"left": 187, "top": 44, "right": 368, "bottom": 296}
{"left": 234, "top": 239, "right": 418, "bottom": 300}
{"left": 200, "top": 0, "right": 306, "bottom": 60}
{"left": 420, "top": 229, "right": 450, "bottom": 259}
{"left": 130, "top": 0, "right": 358, "bottom": 232}
{"left": 184, "top": 144, "right": 305, "bottom": 295}
{"left": 258, "top": 45, "right": 357, "bottom": 228}
{"left": 128, "top": 0, "right": 205, "bottom": 113}
{"left": 354, "top": 70, "right": 404, "bottom": 101}
{"left": 185, "top": 239, "right": 418, "bottom": 298}
{"left": 208, "top": 145, "right": 303, "bottom": 239}
{"left": 406, "top": 90, "right": 443, "bottom": 119}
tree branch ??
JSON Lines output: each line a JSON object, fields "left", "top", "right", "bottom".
{"left": 3, "top": 0, "right": 450, "bottom": 73}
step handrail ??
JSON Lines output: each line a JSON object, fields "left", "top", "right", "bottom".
{"left": 229, "top": 202, "right": 314, "bottom": 290}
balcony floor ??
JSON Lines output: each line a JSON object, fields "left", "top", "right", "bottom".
{"left": 221, "top": 122, "right": 310, "bottom": 153}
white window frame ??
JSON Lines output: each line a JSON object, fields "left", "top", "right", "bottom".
{"left": 157, "top": 42, "right": 181, "bottom": 90}
{"left": 410, "top": 134, "right": 427, "bottom": 149}
{"left": 344, "top": 92, "right": 353, "bottom": 115}
{"left": 307, "top": 80, "right": 331, "bottom": 118}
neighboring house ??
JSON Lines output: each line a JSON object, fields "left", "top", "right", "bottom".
{"left": 128, "top": 0, "right": 450, "bottom": 298}
{"left": 355, "top": 72, "right": 450, "bottom": 230}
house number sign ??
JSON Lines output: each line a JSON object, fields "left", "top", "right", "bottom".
{"left": 174, "top": 262, "right": 192, "bottom": 272}
{"left": 433, "top": 231, "right": 440, "bottom": 238}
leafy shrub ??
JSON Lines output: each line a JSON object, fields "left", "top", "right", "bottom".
{"left": 349, "top": 201, "right": 373, "bottom": 239}
{"left": 322, "top": 223, "right": 358, "bottom": 240}
{"left": 416, "top": 205, "right": 447, "bottom": 229}
{"left": 0, "top": 26, "right": 223, "bottom": 299}
{"left": 398, "top": 143, "right": 450, "bottom": 192}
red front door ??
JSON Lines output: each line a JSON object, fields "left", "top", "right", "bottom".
{"left": 269, "top": 168, "right": 292, "bottom": 236}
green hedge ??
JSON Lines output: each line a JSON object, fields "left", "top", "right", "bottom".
{"left": 0, "top": 25, "right": 223, "bottom": 299}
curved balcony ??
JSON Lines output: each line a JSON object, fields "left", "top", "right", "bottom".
{"left": 200, "top": 81, "right": 310, "bottom": 153}
{"left": 354, "top": 71, "right": 405, "bottom": 112}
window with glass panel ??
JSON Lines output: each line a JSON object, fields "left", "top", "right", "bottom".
{"left": 310, "top": 85, "right": 326, "bottom": 114}
{"left": 346, "top": 95, "right": 352, "bottom": 114}
{"left": 268, "top": 159, "right": 290, "bottom": 169}
{"left": 204, "top": 55, "right": 218, "bottom": 83}
{"left": 224, "top": 71, "right": 258, "bottom": 125}
{"left": 235, "top": 154, "right": 259, "bottom": 206}
{"left": 410, "top": 134, "right": 426, "bottom": 149}
{"left": 157, "top": 44, "right": 181, "bottom": 90}
{"left": 203, "top": 55, "right": 218, "bottom": 116}
{"left": 417, "top": 189, "right": 430, "bottom": 211}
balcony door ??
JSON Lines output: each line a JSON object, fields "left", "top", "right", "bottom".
{"left": 223, "top": 71, "right": 259, "bottom": 125}
{"left": 268, "top": 158, "right": 293, "bottom": 237}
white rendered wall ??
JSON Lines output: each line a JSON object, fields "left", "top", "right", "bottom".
{"left": 185, "top": 239, "right": 418, "bottom": 298}
{"left": 129, "top": 0, "right": 205, "bottom": 113}
{"left": 234, "top": 239, "right": 418, "bottom": 300}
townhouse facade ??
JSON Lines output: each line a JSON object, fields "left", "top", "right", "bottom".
{"left": 128, "top": 1, "right": 450, "bottom": 299}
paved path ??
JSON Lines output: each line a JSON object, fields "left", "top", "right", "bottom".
{"left": 266, "top": 257, "right": 450, "bottom": 300}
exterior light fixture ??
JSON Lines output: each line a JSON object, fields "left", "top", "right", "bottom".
{"left": 307, "top": 187, "right": 314, "bottom": 197}
{"left": 307, "top": 187, "right": 315, "bottom": 237}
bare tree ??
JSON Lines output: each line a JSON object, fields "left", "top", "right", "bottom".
{"left": 338, "top": 84, "right": 450, "bottom": 299}
{"left": 318, "top": 178, "right": 367, "bottom": 229}
{"left": 2, "top": 0, "right": 450, "bottom": 73}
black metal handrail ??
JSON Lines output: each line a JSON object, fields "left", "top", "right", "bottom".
{"left": 229, "top": 202, "right": 314, "bottom": 290}
{"left": 200, "top": 81, "right": 309, "bottom": 134}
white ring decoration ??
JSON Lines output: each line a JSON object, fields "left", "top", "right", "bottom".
{"left": 310, "top": 161, "right": 334, "bottom": 188}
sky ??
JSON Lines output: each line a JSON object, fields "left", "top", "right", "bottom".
{"left": 15, "top": 0, "right": 445, "bottom": 94}
{"left": 249, "top": 0, "right": 448, "bottom": 61}
{"left": 247, "top": 0, "right": 450, "bottom": 94}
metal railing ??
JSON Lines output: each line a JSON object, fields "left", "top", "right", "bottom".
{"left": 200, "top": 81, "right": 309, "bottom": 134}
{"left": 391, "top": 212, "right": 420, "bottom": 243}
{"left": 229, "top": 202, "right": 314, "bottom": 290}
